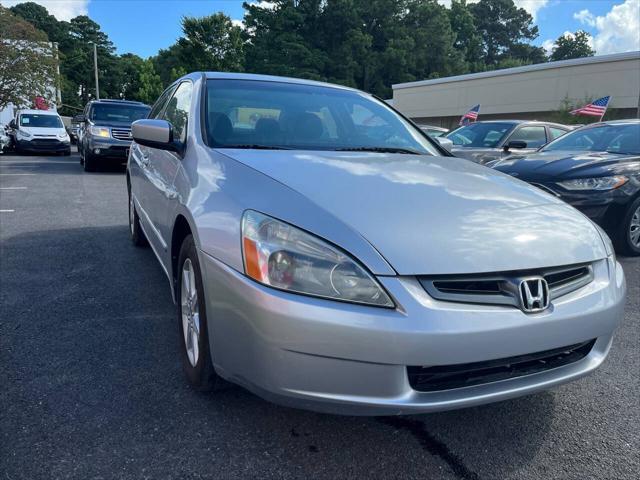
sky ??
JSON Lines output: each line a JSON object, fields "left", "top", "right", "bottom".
{"left": 2, "top": 0, "right": 639, "bottom": 58}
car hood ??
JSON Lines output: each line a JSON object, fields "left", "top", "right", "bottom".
{"left": 494, "top": 150, "right": 640, "bottom": 181}
{"left": 450, "top": 147, "right": 502, "bottom": 164}
{"left": 20, "top": 126, "right": 65, "bottom": 136}
{"left": 225, "top": 150, "right": 607, "bottom": 275}
{"left": 90, "top": 120, "right": 135, "bottom": 129}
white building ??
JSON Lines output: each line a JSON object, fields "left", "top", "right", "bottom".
{"left": 392, "top": 51, "right": 640, "bottom": 128}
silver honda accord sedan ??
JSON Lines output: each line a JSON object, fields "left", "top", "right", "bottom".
{"left": 127, "top": 72, "right": 626, "bottom": 415}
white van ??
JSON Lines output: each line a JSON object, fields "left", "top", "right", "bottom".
{"left": 10, "top": 109, "right": 71, "bottom": 156}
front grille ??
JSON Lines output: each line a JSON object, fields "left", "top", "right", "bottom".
{"left": 111, "top": 128, "right": 132, "bottom": 141}
{"left": 31, "top": 139, "right": 60, "bottom": 145}
{"left": 407, "top": 339, "right": 596, "bottom": 392}
{"left": 421, "top": 263, "right": 593, "bottom": 309}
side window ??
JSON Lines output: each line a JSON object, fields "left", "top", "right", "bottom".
{"left": 549, "top": 127, "right": 568, "bottom": 140}
{"left": 149, "top": 85, "right": 177, "bottom": 120}
{"left": 162, "top": 82, "right": 192, "bottom": 145}
{"left": 509, "top": 126, "right": 547, "bottom": 148}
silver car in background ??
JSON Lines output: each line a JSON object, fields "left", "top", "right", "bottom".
{"left": 127, "top": 73, "right": 625, "bottom": 415}
{"left": 447, "top": 120, "right": 571, "bottom": 164}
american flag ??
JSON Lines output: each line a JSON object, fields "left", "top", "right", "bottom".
{"left": 570, "top": 96, "right": 610, "bottom": 119}
{"left": 459, "top": 104, "right": 480, "bottom": 126}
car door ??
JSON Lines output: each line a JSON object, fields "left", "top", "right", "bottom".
{"left": 130, "top": 85, "right": 176, "bottom": 255}
{"left": 143, "top": 81, "right": 193, "bottom": 268}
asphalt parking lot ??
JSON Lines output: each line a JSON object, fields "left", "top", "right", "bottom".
{"left": 0, "top": 150, "right": 638, "bottom": 480}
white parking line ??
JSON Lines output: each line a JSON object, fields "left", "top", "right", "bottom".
{"left": 0, "top": 187, "right": 27, "bottom": 190}
{"left": 0, "top": 209, "right": 15, "bottom": 213}
{"left": 0, "top": 173, "right": 36, "bottom": 176}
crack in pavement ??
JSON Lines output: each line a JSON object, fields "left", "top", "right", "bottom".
{"left": 378, "top": 417, "right": 481, "bottom": 480}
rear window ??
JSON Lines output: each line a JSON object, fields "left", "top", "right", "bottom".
{"left": 19, "top": 114, "right": 63, "bottom": 128}
{"left": 90, "top": 104, "right": 150, "bottom": 123}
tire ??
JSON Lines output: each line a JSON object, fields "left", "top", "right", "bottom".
{"left": 614, "top": 197, "right": 640, "bottom": 256}
{"left": 177, "top": 235, "right": 224, "bottom": 391}
{"left": 128, "top": 190, "right": 148, "bottom": 247}
{"left": 64, "top": 149, "right": 71, "bottom": 156}
{"left": 83, "top": 150, "right": 96, "bottom": 172}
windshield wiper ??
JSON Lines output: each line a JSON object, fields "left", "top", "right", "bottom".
{"left": 334, "top": 146, "right": 423, "bottom": 155}
{"left": 216, "top": 144, "right": 293, "bottom": 150}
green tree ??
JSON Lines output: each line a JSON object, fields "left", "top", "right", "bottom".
{"left": 153, "top": 12, "right": 244, "bottom": 86}
{"left": 449, "top": 0, "right": 484, "bottom": 72}
{"left": 9, "top": 1, "right": 69, "bottom": 43}
{"left": 470, "top": 0, "right": 539, "bottom": 67}
{"left": 178, "top": 13, "right": 244, "bottom": 71}
{"left": 0, "top": 6, "right": 58, "bottom": 110}
{"left": 136, "top": 59, "right": 163, "bottom": 104}
{"left": 243, "top": 0, "right": 326, "bottom": 80}
{"left": 550, "top": 30, "right": 595, "bottom": 62}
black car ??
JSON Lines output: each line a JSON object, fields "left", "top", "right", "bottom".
{"left": 493, "top": 120, "right": 640, "bottom": 255}
{"left": 78, "top": 99, "right": 150, "bottom": 171}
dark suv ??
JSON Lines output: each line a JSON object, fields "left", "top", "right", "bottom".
{"left": 78, "top": 99, "right": 150, "bottom": 171}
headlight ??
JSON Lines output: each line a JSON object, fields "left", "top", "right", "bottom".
{"left": 241, "top": 210, "right": 394, "bottom": 307}
{"left": 57, "top": 132, "right": 69, "bottom": 140}
{"left": 558, "top": 176, "right": 628, "bottom": 191}
{"left": 17, "top": 130, "right": 32, "bottom": 139}
{"left": 89, "top": 126, "right": 110, "bottom": 138}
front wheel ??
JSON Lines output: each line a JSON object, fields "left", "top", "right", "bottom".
{"left": 177, "top": 235, "right": 224, "bottom": 391}
{"left": 615, "top": 197, "right": 640, "bottom": 256}
{"left": 83, "top": 151, "right": 96, "bottom": 172}
{"left": 128, "top": 191, "right": 148, "bottom": 247}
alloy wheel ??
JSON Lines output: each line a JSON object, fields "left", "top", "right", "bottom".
{"left": 631, "top": 205, "right": 640, "bottom": 248}
{"left": 181, "top": 258, "right": 200, "bottom": 367}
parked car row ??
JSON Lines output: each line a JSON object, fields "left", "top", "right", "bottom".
{"left": 125, "top": 72, "right": 625, "bottom": 416}
{"left": 4, "top": 100, "right": 150, "bottom": 165}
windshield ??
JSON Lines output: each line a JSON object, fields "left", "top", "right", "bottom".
{"left": 542, "top": 123, "right": 640, "bottom": 155}
{"left": 19, "top": 114, "right": 63, "bottom": 128}
{"left": 447, "top": 122, "right": 515, "bottom": 148}
{"left": 90, "top": 104, "right": 150, "bottom": 123}
{"left": 205, "top": 80, "right": 438, "bottom": 155}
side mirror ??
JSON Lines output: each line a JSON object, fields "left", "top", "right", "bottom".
{"left": 9, "top": 119, "right": 16, "bottom": 129}
{"left": 503, "top": 140, "right": 527, "bottom": 151}
{"left": 436, "top": 136, "right": 454, "bottom": 153}
{"left": 132, "top": 119, "right": 181, "bottom": 153}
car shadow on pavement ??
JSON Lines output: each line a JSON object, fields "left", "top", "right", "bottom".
{"left": 1, "top": 224, "right": 554, "bottom": 479}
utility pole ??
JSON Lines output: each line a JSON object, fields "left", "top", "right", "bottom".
{"left": 93, "top": 43, "right": 100, "bottom": 100}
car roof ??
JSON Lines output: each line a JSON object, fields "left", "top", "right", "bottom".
{"left": 469, "top": 120, "right": 570, "bottom": 128}
{"left": 17, "top": 109, "right": 61, "bottom": 116}
{"left": 88, "top": 99, "right": 149, "bottom": 106}
{"left": 594, "top": 119, "right": 640, "bottom": 126}
{"left": 201, "top": 72, "right": 360, "bottom": 92}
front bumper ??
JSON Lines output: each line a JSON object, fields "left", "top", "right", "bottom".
{"left": 16, "top": 138, "right": 70, "bottom": 153}
{"left": 200, "top": 252, "right": 626, "bottom": 415}
{"left": 87, "top": 136, "right": 132, "bottom": 159}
